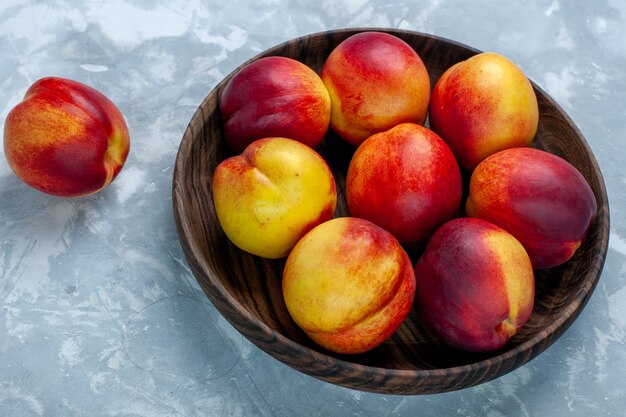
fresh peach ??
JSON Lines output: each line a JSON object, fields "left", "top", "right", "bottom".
{"left": 282, "top": 217, "right": 416, "bottom": 354}
{"left": 321, "top": 31, "right": 430, "bottom": 146}
{"left": 346, "top": 123, "right": 462, "bottom": 246}
{"left": 212, "top": 137, "right": 336, "bottom": 259}
{"left": 219, "top": 56, "right": 331, "bottom": 152}
{"left": 465, "top": 147, "right": 597, "bottom": 269}
{"left": 429, "top": 52, "right": 539, "bottom": 171}
{"left": 415, "top": 217, "right": 535, "bottom": 352}
{"left": 3, "top": 77, "right": 130, "bottom": 197}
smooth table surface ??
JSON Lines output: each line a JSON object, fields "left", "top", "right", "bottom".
{"left": 1, "top": 0, "right": 625, "bottom": 416}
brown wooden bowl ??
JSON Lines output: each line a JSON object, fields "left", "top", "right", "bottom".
{"left": 172, "top": 28, "right": 610, "bottom": 394}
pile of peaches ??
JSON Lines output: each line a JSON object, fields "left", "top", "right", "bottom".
{"left": 212, "top": 32, "right": 597, "bottom": 355}
{"left": 0, "top": 31, "right": 596, "bottom": 356}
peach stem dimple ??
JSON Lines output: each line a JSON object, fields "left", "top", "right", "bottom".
{"left": 496, "top": 317, "right": 517, "bottom": 337}
{"left": 102, "top": 131, "right": 127, "bottom": 185}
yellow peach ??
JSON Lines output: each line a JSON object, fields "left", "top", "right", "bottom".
{"left": 212, "top": 137, "right": 336, "bottom": 259}
{"left": 283, "top": 217, "right": 416, "bottom": 354}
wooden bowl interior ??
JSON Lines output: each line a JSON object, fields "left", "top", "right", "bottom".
{"left": 172, "top": 29, "right": 609, "bottom": 394}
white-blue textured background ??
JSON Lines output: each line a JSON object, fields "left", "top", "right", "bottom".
{"left": 1, "top": 1, "right": 625, "bottom": 415}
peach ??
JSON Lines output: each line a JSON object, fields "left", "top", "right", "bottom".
{"left": 321, "top": 31, "right": 430, "bottom": 146}
{"left": 429, "top": 52, "right": 539, "bottom": 171}
{"left": 282, "top": 217, "right": 416, "bottom": 354}
{"left": 219, "top": 56, "right": 331, "bottom": 152}
{"left": 465, "top": 147, "right": 597, "bottom": 269}
{"left": 346, "top": 123, "right": 462, "bottom": 246}
{"left": 212, "top": 137, "right": 336, "bottom": 259}
{"left": 415, "top": 217, "right": 535, "bottom": 352}
{"left": 3, "top": 77, "right": 130, "bottom": 197}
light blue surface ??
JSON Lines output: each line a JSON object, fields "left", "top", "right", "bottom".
{"left": 1, "top": 1, "right": 625, "bottom": 415}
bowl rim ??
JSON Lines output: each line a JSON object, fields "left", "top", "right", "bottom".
{"left": 172, "top": 27, "right": 610, "bottom": 394}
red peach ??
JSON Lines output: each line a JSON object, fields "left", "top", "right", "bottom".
{"left": 465, "top": 147, "right": 597, "bottom": 269}
{"left": 219, "top": 56, "right": 331, "bottom": 152}
{"left": 346, "top": 123, "right": 462, "bottom": 246}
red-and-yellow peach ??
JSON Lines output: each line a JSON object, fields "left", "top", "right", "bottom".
{"left": 414, "top": 217, "right": 535, "bottom": 352}
{"left": 321, "top": 31, "right": 430, "bottom": 146}
{"left": 429, "top": 52, "right": 539, "bottom": 171}
{"left": 3, "top": 77, "right": 130, "bottom": 197}
{"left": 282, "top": 217, "right": 416, "bottom": 354}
